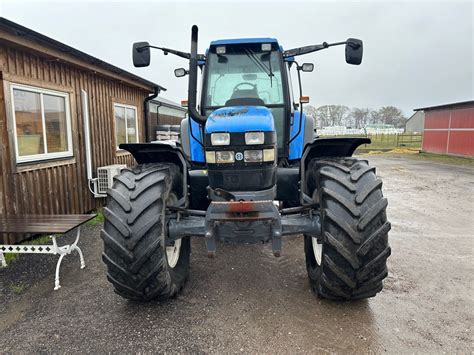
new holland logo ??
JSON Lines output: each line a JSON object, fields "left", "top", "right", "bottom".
{"left": 235, "top": 152, "right": 244, "bottom": 161}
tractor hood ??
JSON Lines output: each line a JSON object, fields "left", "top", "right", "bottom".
{"left": 205, "top": 106, "right": 275, "bottom": 134}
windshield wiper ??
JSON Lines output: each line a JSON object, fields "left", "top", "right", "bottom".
{"left": 267, "top": 51, "right": 273, "bottom": 87}
{"left": 244, "top": 48, "right": 274, "bottom": 85}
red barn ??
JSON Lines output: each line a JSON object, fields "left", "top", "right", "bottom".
{"left": 415, "top": 100, "right": 474, "bottom": 157}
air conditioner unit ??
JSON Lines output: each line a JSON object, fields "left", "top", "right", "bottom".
{"left": 97, "top": 164, "right": 127, "bottom": 194}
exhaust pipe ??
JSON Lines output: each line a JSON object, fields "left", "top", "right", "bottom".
{"left": 188, "top": 25, "right": 207, "bottom": 124}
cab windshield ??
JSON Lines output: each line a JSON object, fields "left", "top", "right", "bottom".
{"left": 204, "top": 43, "right": 284, "bottom": 108}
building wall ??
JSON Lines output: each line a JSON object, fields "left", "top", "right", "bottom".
{"left": 0, "top": 43, "right": 149, "bottom": 243}
{"left": 405, "top": 111, "right": 425, "bottom": 133}
{"left": 422, "top": 104, "right": 474, "bottom": 157}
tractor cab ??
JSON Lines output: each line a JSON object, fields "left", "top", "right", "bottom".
{"left": 202, "top": 39, "right": 289, "bottom": 152}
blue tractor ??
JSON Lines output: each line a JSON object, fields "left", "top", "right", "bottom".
{"left": 101, "top": 26, "right": 391, "bottom": 301}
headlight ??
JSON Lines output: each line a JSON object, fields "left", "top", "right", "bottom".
{"left": 205, "top": 151, "right": 216, "bottom": 164}
{"left": 245, "top": 131, "right": 265, "bottom": 145}
{"left": 263, "top": 148, "right": 275, "bottom": 162}
{"left": 216, "top": 151, "right": 235, "bottom": 163}
{"left": 244, "top": 150, "right": 263, "bottom": 162}
{"left": 211, "top": 132, "right": 230, "bottom": 146}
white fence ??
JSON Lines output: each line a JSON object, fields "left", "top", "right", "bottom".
{"left": 318, "top": 126, "right": 404, "bottom": 136}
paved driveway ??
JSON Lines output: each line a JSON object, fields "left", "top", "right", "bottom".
{"left": 1, "top": 155, "right": 473, "bottom": 353}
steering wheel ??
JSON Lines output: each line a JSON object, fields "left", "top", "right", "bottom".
{"left": 233, "top": 82, "right": 257, "bottom": 92}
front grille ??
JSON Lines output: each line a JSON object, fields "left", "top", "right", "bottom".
{"left": 208, "top": 166, "right": 276, "bottom": 191}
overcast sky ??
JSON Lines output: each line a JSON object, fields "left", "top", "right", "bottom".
{"left": 1, "top": 1, "right": 472, "bottom": 116}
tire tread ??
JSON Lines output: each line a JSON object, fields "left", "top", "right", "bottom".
{"left": 304, "top": 157, "right": 391, "bottom": 300}
{"left": 101, "top": 163, "right": 189, "bottom": 301}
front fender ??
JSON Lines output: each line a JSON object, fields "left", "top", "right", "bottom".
{"left": 300, "top": 137, "right": 370, "bottom": 204}
{"left": 120, "top": 142, "right": 188, "bottom": 168}
{"left": 302, "top": 137, "right": 370, "bottom": 163}
{"left": 120, "top": 142, "right": 189, "bottom": 205}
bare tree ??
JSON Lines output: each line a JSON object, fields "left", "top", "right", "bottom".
{"left": 377, "top": 106, "right": 407, "bottom": 127}
{"left": 303, "top": 105, "right": 318, "bottom": 127}
{"left": 314, "top": 105, "right": 350, "bottom": 127}
{"left": 309, "top": 105, "right": 406, "bottom": 129}
{"left": 350, "top": 107, "right": 371, "bottom": 128}
{"left": 328, "top": 105, "right": 350, "bottom": 126}
{"left": 370, "top": 110, "right": 381, "bottom": 124}
{"left": 315, "top": 105, "right": 331, "bottom": 128}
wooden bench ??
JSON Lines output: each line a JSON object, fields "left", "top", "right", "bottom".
{"left": 0, "top": 214, "right": 96, "bottom": 290}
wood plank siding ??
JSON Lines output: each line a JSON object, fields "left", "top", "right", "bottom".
{"left": 0, "top": 35, "right": 155, "bottom": 243}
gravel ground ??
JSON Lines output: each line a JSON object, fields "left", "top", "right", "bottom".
{"left": 1, "top": 154, "right": 473, "bottom": 353}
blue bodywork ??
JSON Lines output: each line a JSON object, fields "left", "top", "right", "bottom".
{"left": 289, "top": 111, "right": 306, "bottom": 160}
{"left": 189, "top": 118, "right": 205, "bottom": 162}
{"left": 206, "top": 106, "right": 275, "bottom": 134}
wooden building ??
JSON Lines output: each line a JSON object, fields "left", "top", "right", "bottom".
{"left": 0, "top": 17, "right": 165, "bottom": 243}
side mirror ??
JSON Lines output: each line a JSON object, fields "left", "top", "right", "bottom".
{"left": 345, "top": 38, "right": 363, "bottom": 65}
{"left": 174, "top": 68, "right": 188, "bottom": 77}
{"left": 132, "top": 42, "right": 151, "bottom": 67}
{"left": 300, "top": 63, "right": 314, "bottom": 72}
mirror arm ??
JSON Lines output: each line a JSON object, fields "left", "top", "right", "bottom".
{"left": 283, "top": 40, "right": 356, "bottom": 58}
{"left": 136, "top": 44, "right": 206, "bottom": 61}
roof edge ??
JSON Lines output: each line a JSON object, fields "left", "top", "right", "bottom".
{"left": 0, "top": 17, "right": 166, "bottom": 92}
{"left": 210, "top": 38, "right": 279, "bottom": 46}
{"left": 414, "top": 100, "right": 474, "bottom": 111}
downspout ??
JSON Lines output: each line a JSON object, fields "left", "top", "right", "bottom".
{"left": 144, "top": 86, "right": 161, "bottom": 142}
{"left": 81, "top": 90, "right": 93, "bottom": 180}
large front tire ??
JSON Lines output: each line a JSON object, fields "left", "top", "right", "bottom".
{"left": 304, "top": 157, "right": 391, "bottom": 300}
{"left": 101, "top": 164, "right": 190, "bottom": 301}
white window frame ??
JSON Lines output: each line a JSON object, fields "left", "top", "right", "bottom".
{"left": 10, "top": 83, "right": 73, "bottom": 164}
{"left": 114, "top": 103, "right": 139, "bottom": 150}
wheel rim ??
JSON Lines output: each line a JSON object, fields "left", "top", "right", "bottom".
{"left": 166, "top": 192, "right": 182, "bottom": 269}
{"left": 166, "top": 238, "right": 182, "bottom": 268}
{"left": 312, "top": 237, "right": 323, "bottom": 265}
{"left": 310, "top": 188, "right": 322, "bottom": 265}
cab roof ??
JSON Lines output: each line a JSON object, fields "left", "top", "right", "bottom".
{"left": 210, "top": 38, "right": 279, "bottom": 46}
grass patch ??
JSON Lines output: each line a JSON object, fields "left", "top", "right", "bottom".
{"left": 361, "top": 150, "right": 474, "bottom": 167}
{"left": 402, "top": 151, "right": 474, "bottom": 167}
{"left": 4, "top": 253, "right": 20, "bottom": 264}
{"left": 87, "top": 208, "right": 104, "bottom": 226}
{"left": 10, "top": 283, "right": 27, "bottom": 295}
{"left": 358, "top": 134, "right": 421, "bottom": 151}
{"left": 323, "top": 134, "right": 422, "bottom": 153}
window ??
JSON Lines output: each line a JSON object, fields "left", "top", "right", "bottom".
{"left": 11, "top": 84, "right": 73, "bottom": 163}
{"left": 114, "top": 103, "right": 138, "bottom": 149}
{"left": 204, "top": 45, "right": 284, "bottom": 108}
